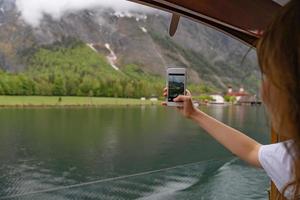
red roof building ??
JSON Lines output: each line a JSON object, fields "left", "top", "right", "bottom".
{"left": 226, "top": 86, "right": 249, "bottom": 97}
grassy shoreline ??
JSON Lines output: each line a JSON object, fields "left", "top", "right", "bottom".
{"left": 0, "top": 96, "right": 161, "bottom": 108}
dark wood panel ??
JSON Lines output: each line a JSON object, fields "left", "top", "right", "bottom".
{"left": 165, "top": 0, "right": 280, "bottom": 31}
{"left": 128, "top": 0, "right": 282, "bottom": 46}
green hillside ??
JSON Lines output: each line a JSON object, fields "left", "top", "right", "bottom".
{"left": 0, "top": 39, "right": 214, "bottom": 98}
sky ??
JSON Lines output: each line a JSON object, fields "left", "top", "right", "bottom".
{"left": 15, "top": 0, "right": 154, "bottom": 27}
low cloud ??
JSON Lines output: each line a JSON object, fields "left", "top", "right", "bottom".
{"left": 16, "top": 0, "right": 155, "bottom": 27}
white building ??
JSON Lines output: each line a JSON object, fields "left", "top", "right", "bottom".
{"left": 209, "top": 95, "right": 225, "bottom": 104}
{"left": 150, "top": 97, "right": 158, "bottom": 102}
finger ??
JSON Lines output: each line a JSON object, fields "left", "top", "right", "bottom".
{"left": 174, "top": 95, "right": 190, "bottom": 102}
{"left": 174, "top": 95, "right": 184, "bottom": 102}
{"left": 186, "top": 89, "right": 192, "bottom": 96}
{"left": 163, "top": 92, "right": 167, "bottom": 97}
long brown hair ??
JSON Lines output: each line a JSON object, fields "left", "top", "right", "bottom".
{"left": 256, "top": 0, "right": 300, "bottom": 199}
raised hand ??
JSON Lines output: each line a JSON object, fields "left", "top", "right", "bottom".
{"left": 162, "top": 88, "right": 199, "bottom": 118}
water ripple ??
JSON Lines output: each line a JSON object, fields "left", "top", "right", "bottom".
{"left": 0, "top": 158, "right": 230, "bottom": 200}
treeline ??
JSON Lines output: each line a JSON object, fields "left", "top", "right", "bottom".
{"left": 0, "top": 69, "right": 164, "bottom": 98}
{"left": 0, "top": 40, "right": 214, "bottom": 98}
{"left": 0, "top": 43, "right": 163, "bottom": 98}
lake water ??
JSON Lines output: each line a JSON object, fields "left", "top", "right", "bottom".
{"left": 0, "top": 105, "right": 270, "bottom": 200}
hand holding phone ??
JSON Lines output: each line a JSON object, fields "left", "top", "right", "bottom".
{"left": 166, "top": 68, "right": 186, "bottom": 107}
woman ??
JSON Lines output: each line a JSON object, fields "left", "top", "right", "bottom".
{"left": 163, "top": 0, "right": 300, "bottom": 199}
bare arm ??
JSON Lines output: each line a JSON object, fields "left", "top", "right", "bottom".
{"left": 190, "top": 109, "right": 262, "bottom": 168}
{"left": 162, "top": 89, "right": 262, "bottom": 168}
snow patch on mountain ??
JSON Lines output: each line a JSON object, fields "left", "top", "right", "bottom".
{"left": 105, "top": 43, "right": 119, "bottom": 71}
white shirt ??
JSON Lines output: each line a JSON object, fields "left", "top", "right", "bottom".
{"left": 258, "top": 140, "right": 295, "bottom": 199}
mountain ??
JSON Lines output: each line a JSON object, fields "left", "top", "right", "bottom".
{"left": 0, "top": 0, "right": 261, "bottom": 94}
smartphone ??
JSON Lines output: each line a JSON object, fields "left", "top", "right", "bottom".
{"left": 166, "top": 68, "right": 186, "bottom": 107}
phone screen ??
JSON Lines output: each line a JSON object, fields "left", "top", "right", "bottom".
{"left": 168, "top": 73, "right": 185, "bottom": 102}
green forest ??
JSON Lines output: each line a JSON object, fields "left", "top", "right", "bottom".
{"left": 0, "top": 39, "right": 214, "bottom": 99}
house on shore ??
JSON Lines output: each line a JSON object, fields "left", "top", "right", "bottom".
{"left": 226, "top": 86, "right": 248, "bottom": 101}
{"left": 209, "top": 94, "right": 225, "bottom": 104}
{"left": 237, "top": 95, "right": 262, "bottom": 105}
{"left": 227, "top": 86, "right": 261, "bottom": 105}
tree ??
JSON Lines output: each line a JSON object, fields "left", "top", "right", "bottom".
{"left": 17, "top": 75, "right": 36, "bottom": 95}
{"left": 112, "top": 80, "right": 123, "bottom": 97}
{"left": 53, "top": 75, "right": 66, "bottom": 96}
{"left": 0, "top": 84, "right": 4, "bottom": 95}
{"left": 224, "top": 95, "right": 237, "bottom": 103}
{"left": 65, "top": 74, "right": 80, "bottom": 96}
{"left": 124, "top": 82, "right": 135, "bottom": 98}
{"left": 77, "top": 76, "right": 98, "bottom": 96}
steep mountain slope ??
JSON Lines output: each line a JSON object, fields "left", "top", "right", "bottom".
{"left": 0, "top": 0, "right": 260, "bottom": 94}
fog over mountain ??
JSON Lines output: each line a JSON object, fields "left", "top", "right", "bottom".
{"left": 0, "top": 0, "right": 260, "bottom": 93}
{"left": 16, "top": 0, "right": 156, "bottom": 27}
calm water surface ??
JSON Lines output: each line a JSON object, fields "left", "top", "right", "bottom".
{"left": 0, "top": 105, "right": 270, "bottom": 200}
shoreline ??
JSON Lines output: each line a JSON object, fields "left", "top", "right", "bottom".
{"left": 0, "top": 104, "right": 160, "bottom": 109}
{"left": 0, "top": 96, "right": 161, "bottom": 108}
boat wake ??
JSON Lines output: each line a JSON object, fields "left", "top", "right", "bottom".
{"left": 0, "top": 157, "right": 268, "bottom": 200}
